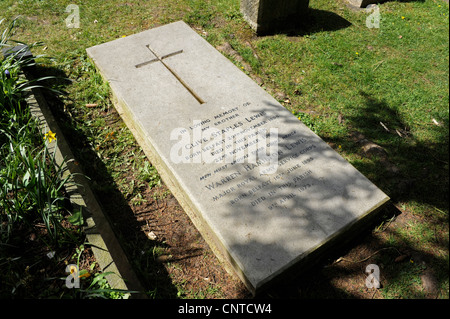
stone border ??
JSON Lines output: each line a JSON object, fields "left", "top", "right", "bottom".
{"left": 22, "top": 68, "right": 147, "bottom": 299}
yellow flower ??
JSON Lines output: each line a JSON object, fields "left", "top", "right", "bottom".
{"left": 356, "top": 52, "right": 359, "bottom": 55}
{"left": 401, "top": 16, "right": 405, "bottom": 20}
{"left": 79, "top": 272, "right": 91, "bottom": 279}
{"left": 69, "top": 265, "right": 77, "bottom": 275}
{"left": 105, "top": 131, "right": 116, "bottom": 141}
{"left": 44, "top": 130, "right": 56, "bottom": 143}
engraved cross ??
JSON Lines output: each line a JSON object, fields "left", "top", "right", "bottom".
{"left": 135, "top": 45, "right": 205, "bottom": 104}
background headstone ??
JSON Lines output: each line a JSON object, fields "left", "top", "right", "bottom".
{"left": 241, "top": 0, "right": 310, "bottom": 34}
{"left": 347, "top": 0, "right": 388, "bottom": 8}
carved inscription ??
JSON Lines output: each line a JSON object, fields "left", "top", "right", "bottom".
{"left": 192, "top": 103, "right": 319, "bottom": 211}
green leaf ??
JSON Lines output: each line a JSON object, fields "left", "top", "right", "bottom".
{"left": 68, "top": 209, "right": 84, "bottom": 226}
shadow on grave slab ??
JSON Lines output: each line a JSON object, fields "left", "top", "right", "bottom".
{"left": 213, "top": 100, "right": 391, "bottom": 296}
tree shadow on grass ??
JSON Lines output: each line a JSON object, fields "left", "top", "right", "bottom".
{"left": 258, "top": 8, "right": 352, "bottom": 37}
{"left": 262, "top": 90, "right": 449, "bottom": 299}
{"left": 256, "top": 199, "right": 448, "bottom": 299}
{"left": 225, "top": 93, "right": 448, "bottom": 299}
{"left": 342, "top": 91, "right": 449, "bottom": 212}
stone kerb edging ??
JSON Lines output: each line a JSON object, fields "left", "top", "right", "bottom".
{"left": 20, "top": 60, "right": 146, "bottom": 299}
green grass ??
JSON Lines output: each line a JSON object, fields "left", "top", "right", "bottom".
{"left": 1, "top": 0, "right": 448, "bottom": 299}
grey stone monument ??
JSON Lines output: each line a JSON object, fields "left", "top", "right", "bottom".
{"left": 86, "top": 21, "right": 389, "bottom": 295}
{"left": 347, "top": 0, "right": 388, "bottom": 8}
{"left": 241, "top": 0, "right": 310, "bottom": 34}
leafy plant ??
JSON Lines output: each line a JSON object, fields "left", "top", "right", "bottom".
{"left": 0, "top": 128, "right": 78, "bottom": 246}
{"left": 1, "top": 19, "right": 62, "bottom": 106}
{"left": 58, "top": 244, "right": 132, "bottom": 299}
{"left": 1, "top": 16, "right": 129, "bottom": 299}
{"left": 139, "top": 160, "right": 161, "bottom": 188}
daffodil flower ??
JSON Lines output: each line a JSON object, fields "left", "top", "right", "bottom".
{"left": 69, "top": 265, "right": 78, "bottom": 275}
{"left": 79, "top": 272, "right": 91, "bottom": 279}
{"left": 44, "top": 130, "right": 57, "bottom": 143}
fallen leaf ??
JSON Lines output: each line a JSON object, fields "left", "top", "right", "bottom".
{"left": 274, "top": 91, "right": 288, "bottom": 101}
{"left": 47, "top": 251, "right": 56, "bottom": 259}
{"left": 380, "top": 121, "right": 390, "bottom": 132}
{"left": 421, "top": 270, "right": 439, "bottom": 294}
{"left": 335, "top": 257, "right": 344, "bottom": 263}
{"left": 394, "top": 254, "right": 409, "bottom": 263}
{"left": 432, "top": 118, "right": 441, "bottom": 126}
{"left": 147, "top": 231, "right": 157, "bottom": 240}
{"left": 156, "top": 255, "right": 172, "bottom": 263}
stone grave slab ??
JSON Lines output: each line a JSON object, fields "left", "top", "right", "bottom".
{"left": 86, "top": 21, "right": 390, "bottom": 295}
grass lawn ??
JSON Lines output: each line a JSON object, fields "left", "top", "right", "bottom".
{"left": 1, "top": 0, "right": 448, "bottom": 299}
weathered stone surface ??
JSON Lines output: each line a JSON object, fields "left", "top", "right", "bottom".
{"left": 86, "top": 21, "right": 389, "bottom": 294}
{"left": 241, "top": 0, "right": 310, "bottom": 34}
